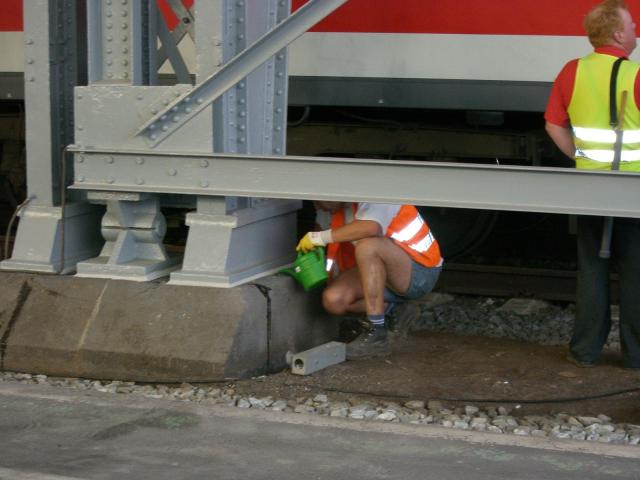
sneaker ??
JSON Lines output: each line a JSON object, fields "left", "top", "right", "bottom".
{"left": 566, "top": 353, "right": 595, "bottom": 368}
{"left": 346, "top": 327, "right": 391, "bottom": 359}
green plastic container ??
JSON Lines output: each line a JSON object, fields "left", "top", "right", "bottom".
{"left": 281, "top": 248, "right": 328, "bottom": 291}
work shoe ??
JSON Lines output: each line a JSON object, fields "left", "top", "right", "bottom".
{"left": 346, "top": 327, "right": 391, "bottom": 359}
{"left": 566, "top": 353, "right": 595, "bottom": 368}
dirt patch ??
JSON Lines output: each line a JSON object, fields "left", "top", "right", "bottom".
{"left": 234, "top": 331, "right": 640, "bottom": 425}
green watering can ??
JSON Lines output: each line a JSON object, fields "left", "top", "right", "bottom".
{"left": 280, "top": 248, "right": 328, "bottom": 291}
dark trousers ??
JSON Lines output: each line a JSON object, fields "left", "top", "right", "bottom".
{"left": 572, "top": 216, "right": 640, "bottom": 368}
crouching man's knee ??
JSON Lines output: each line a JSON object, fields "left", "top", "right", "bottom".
{"left": 322, "top": 286, "right": 350, "bottom": 315}
{"left": 354, "top": 237, "right": 386, "bottom": 261}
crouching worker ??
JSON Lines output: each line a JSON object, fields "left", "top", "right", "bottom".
{"left": 297, "top": 202, "right": 443, "bottom": 359}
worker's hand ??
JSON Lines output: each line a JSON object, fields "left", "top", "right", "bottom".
{"left": 296, "top": 230, "right": 333, "bottom": 253}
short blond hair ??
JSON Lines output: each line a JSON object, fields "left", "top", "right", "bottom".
{"left": 584, "top": 0, "right": 628, "bottom": 47}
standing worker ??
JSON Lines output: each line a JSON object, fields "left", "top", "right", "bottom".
{"left": 297, "top": 202, "right": 442, "bottom": 359}
{"left": 545, "top": 0, "right": 640, "bottom": 370}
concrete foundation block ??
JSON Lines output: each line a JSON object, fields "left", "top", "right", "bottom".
{"left": 0, "top": 272, "right": 338, "bottom": 382}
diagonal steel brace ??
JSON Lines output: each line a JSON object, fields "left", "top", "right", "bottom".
{"left": 136, "top": 0, "right": 349, "bottom": 147}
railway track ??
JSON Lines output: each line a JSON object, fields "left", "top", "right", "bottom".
{"left": 438, "top": 263, "right": 619, "bottom": 303}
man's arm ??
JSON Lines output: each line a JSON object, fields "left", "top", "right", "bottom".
{"left": 296, "top": 219, "right": 381, "bottom": 253}
{"left": 545, "top": 121, "right": 576, "bottom": 160}
{"left": 330, "top": 219, "right": 381, "bottom": 243}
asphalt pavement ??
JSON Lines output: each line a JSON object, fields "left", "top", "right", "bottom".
{"left": 0, "top": 382, "right": 638, "bottom": 479}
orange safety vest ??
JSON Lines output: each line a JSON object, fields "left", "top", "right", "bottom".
{"left": 326, "top": 204, "right": 442, "bottom": 276}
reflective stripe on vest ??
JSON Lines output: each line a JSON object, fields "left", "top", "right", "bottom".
{"left": 567, "top": 52, "right": 640, "bottom": 172}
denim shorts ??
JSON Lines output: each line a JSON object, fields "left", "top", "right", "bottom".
{"left": 384, "top": 261, "right": 442, "bottom": 304}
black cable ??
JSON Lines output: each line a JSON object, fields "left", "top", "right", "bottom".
{"left": 283, "top": 383, "right": 640, "bottom": 405}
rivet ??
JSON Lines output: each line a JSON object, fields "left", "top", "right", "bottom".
{"left": 150, "top": 134, "right": 157, "bottom": 140}
{"left": 185, "top": 107, "right": 192, "bottom": 114}
{"left": 200, "top": 160, "right": 209, "bottom": 168}
{"left": 77, "top": 125, "right": 83, "bottom": 130}
{"left": 196, "top": 98, "right": 204, "bottom": 104}
{"left": 121, "top": 23, "right": 128, "bottom": 29}
{"left": 77, "top": 93, "right": 83, "bottom": 99}
{"left": 200, "top": 180, "right": 209, "bottom": 188}
{"left": 122, "top": 60, "right": 128, "bottom": 66}
{"left": 161, "top": 115, "right": 167, "bottom": 120}
{"left": 107, "top": 176, "right": 115, "bottom": 184}
{"left": 171, "top": 106, "right": 178, "bottom": 112}
{"left": 106, "top": 22, "right": 113, "bottom": 29}
{"left": 137, "top": 94, "right": 143, "bottom": 100}
{"left": 239, "top": 137, "right": 246, "bottom": 144}
{"left": 276, "top": 108, "right": 283, "bottom": 113}
{"left": 28, "top": 76, "right": 35, "bottom": 82}
{"left": 162, "top": 125, "right": 169, "bottom": 132}
{"left": 276, "top": 90, "right": 283, "bottom": 96}
{"left": 274, "top": 148, "right": 282, "bottom": 154}
{"left": 26, "top": 58, "right": 34, "bottom": 64}
{"left": 239, "top": 111, "right": 246, "bottom": 117}
{"left": 239, "top": 125, "right": 246, "bottom": 131}
{"left": 77, "top": 175, "right": 85, "bottom": 182}
{"left": 276, "top": 126, "right": 282, "bottom": 132}
{"left": 173, "top": 116, "right": 181, "bottom": 122}
{"left": 136, "top": 157, "right": 144, "bottom": 165}
{"left": 122, "top": 35, "right": 128, "bottom": 41}
{"left": 105, "top": 156, "right": 114, "bottom": 164}
{"left": 168, "top": 168, "right": 177, "bottom": 176}
{"left": 148, "top": 123, "right": 156, "bottom": 130}
{"left": 136, "top": 178, "right": 144, "bottom": 185}
{"left": 239, "top": 82, "right": 245, "bottom": 89}
{"left": 26, "top": 39, "right": 34, "bottom": 45}
{"left": 77, "top": 155, "right": 85, "bottom": 163}
{"left": 151, "top": 108, "right": 158, "bottom": 114}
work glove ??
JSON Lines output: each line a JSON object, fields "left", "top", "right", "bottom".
{"left": 296, "top": 230, "right": 333, "bottom": 253}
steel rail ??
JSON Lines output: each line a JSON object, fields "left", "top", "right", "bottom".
{"left": 68, "top": 148, "right": 640, "bottom": 219}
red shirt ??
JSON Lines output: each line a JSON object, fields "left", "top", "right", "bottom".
{"left": 544, "top": 46, "right": 640, "bottom": 127}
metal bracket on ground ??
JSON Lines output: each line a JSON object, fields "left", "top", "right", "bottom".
{"left": 287, "top": 341, "right": 346, "bottom": 375}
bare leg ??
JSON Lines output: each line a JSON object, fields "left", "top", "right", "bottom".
{"left": 355, "top": 237, "right": 412, "bottom": 316}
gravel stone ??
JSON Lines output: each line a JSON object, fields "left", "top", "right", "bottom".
{"left": 1, "top": 294, "right": 638, "bottom": 446}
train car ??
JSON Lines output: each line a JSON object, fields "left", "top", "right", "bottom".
{"left": 1, "top": 0, "right": 637, "bottom": 263}
{"left": 3, "top": 0, "right": 640, "bottom": 107}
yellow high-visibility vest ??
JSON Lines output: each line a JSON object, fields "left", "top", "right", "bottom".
{"left": 568, "top": 52, "right": 640, "bottom": 171}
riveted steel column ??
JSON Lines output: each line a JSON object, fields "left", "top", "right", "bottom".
{"left": 1, "top": 0, "right": 103, "bottom": 274}
{"left": 87, "top": 0, "right": 152, "bottom": 85}
{"left": 170, "top": 0, "right": 300, "bottom": 287}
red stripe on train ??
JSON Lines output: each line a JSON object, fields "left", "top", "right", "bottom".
{"left": 0, "top": 0, "right": 22, "bottom": 31}
{"left": 0, "top": 0, "right": 196, "bottom": 32}
{"left": 292, "top": 0, "right": 639, "bottom": 36}
{"left": 3, "top": 1, "right": 638, "bottom": 37}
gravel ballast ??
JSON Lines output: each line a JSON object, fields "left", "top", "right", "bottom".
{"left": 0, "top": 293, "right": 638, "bottom": 447}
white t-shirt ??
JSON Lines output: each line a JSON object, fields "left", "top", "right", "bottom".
{"left": 316, "top": 202, "right": 402, "bottom": 234}
{"left": 353, "top": 203, "right": 401, "bottom": 234}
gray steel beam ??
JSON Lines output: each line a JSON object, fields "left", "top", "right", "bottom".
{"left": 68, "top": 149, "right": 640, "bottom": 219}
{"left": 136, "top": 0, "right": 349, "bottom": 146}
